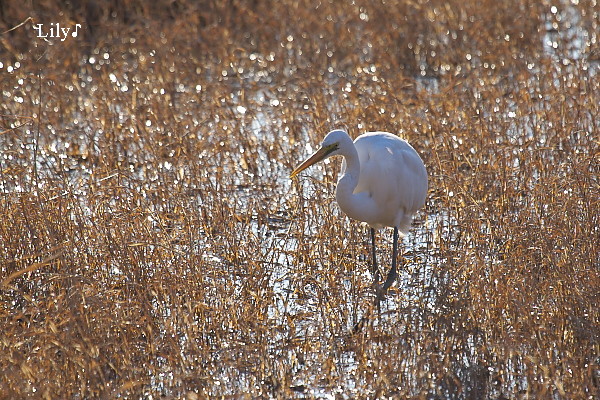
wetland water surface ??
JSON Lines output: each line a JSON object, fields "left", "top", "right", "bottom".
{"left": 1, "top": 1, "right": 599, "bottom": 398}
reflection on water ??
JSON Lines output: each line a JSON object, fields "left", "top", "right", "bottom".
{"left": 1, "top": 1, "right": 598, "bottom": 397}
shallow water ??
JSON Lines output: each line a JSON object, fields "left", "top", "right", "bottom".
{"left": 1, "top": 1, "right": 599, "bottom": 398}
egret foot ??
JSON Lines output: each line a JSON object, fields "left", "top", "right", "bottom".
{"left": 372, "top": 281, "right": 386, "bottom": 300}
{"left": 352, "top": 315, "right": 368, "bottom": 333}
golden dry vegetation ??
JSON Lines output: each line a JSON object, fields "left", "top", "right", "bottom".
{"left": 1, "top": 0, "right": 599, "bottom": 398}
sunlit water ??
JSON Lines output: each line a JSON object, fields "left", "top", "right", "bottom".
{"left": 1, "top": 3, "right": 597, "bottom": 397}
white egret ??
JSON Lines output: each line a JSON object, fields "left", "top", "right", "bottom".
{"left": 290, "top": 129, "right": 428, "bottom": 296}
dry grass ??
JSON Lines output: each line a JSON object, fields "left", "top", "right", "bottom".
{"left": 1, "top": 0, "right": 599, "bottom": 398}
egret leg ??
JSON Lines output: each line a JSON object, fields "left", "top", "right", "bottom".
{"left": 381, "top": 226, "right": 399, "bottom": 293}
{"left": 355, "top": 227, "right": 400, "bottom": 332}
{"left": 370, "top": 228, "right": 380, "bottom": 283}
{"left": 354, "top": 228, "right": 381, "bottom": 332}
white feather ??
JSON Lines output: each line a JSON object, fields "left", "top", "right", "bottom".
{"left": 353, "top": 132, "right": 428, "bottom": 232}
{"left": 323, "top": 130, "right": 427, "bottom": 233}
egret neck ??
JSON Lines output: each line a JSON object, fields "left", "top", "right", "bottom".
{"left": 335, "top": 143, "right": 378, "bottom": 227}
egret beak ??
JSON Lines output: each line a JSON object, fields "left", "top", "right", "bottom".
{"left": 290, "top": 144, "right": 337, "bottom": 178}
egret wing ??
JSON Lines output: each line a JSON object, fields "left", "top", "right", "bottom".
{"left": 354, "top": 132, "right": 427, "bottom": 230}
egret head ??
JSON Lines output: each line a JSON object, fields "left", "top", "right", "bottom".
{"left": 290, "top": 130, "right": 351, "bottom": 178}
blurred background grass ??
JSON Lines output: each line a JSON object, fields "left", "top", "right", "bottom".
{"left": 1, "top": 0, "right": 599, "bottom": 398}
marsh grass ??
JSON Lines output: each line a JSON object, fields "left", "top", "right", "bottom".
{"left": 1, "top": 0, "right": 599, "bottom": 398}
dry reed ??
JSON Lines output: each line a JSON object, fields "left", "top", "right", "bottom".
{"left": 1, "top": 0, "right": 598, "bottom": 398}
